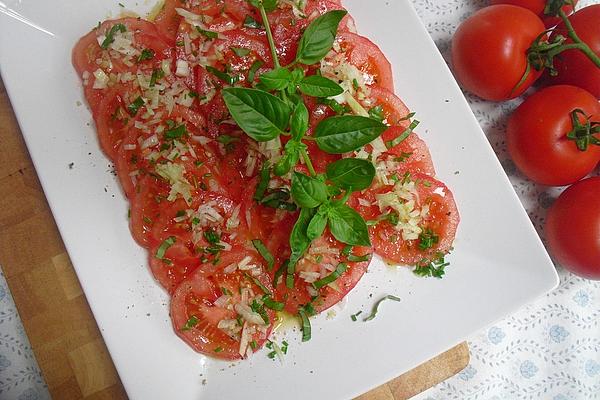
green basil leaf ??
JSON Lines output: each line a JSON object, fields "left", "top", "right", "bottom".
{"left": 291, "top": 172, "right": 328, "bottom": 209}
{"left": 312, "top": 262, "right": 347, "bottom": 290}
{"left": 327, "top": 204, "right": 371, "bottom": 246}
{"left": 306, "top": 208, "right": 328, "bottom": 241}
{"left": 196, "top": 27, "right": 218, "bottom": 39}
{"left": 259, "top": 67, "right": 293, "bottom": 91}
{"left": 299, "top": 75, "right": 344, "bottom": 97}
{"left": 248, "top": 60, "right": 264, "bottom": 82}
{"left": 262, "top": 0, "right": 278, "bottom": 12}
{"left": 326, "top": 158, "right": 375, "bottom": 191}
{"left": 205, "top": 66, "right": 238, "bottom": 85}
{"left": 296, "top": 10, "right": 347, "bottom": 65}
{"left": 250, "top": 0, "right": 278, "bottom": 12}
{"left": 254, "top": 161, "right": 271, "bottom": 201}
{"left": 315, "top": 115, "right": 387, "bottom": 154}
{"left": 274, "top": 140, "right": 304, "bottom": 176}
{"left": 290, "top": 207, "right": 317, "bottom": 266}
{"left": 222, "top": 88, "right": 291, "bottom": 142}
{"left": 101, "top": 23, "right": 126, "bottom": 49}
{"left": 290, "top": 68, "right": 305, "bottom": 86}
{"left": 244, "top": 15, "right": 263, "bottom": 29}
{"left": 231, "top": 47, "right": 251, "bottom": 57}
{"left": 291, "top": 101, "right": 309, "bottom": 140}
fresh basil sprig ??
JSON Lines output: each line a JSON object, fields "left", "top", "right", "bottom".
{"left": 259, "top": 67, "right": 293, "bottom": 91}
{"left": 327, "top": 203, "right": 371, "bottom": 246}
{"left": 315, "top": 116, "right": 388, "bottom": 154}
{"left": 295, "top": 10, "right": 348, "bottom": 65}
{"left": 249, "top": 0, "right": 278, "bottom": 12}
{"left": 289, "top": 207, "right": 317, "bottom": 268}
{"left": 326, "top": 158, "right": 375, "bottom": 191}
{"left": 299, "top": 75, "right": 344, "bottom": 97}
{"left": 222, "top": 88, "right": 291, "bottom": 142}
{"left": 291, "top": 172, "right": 328, "bottom": 208}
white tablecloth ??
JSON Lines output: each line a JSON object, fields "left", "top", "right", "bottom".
{"left": 0, "top": 1, "right": 599, "bottom": 399}
{"left": 411, "top": 0, "right": 600, "bottom": 399}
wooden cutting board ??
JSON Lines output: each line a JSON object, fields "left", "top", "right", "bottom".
{"left": 0, "top": 77, "right": 469, "bottom": 399}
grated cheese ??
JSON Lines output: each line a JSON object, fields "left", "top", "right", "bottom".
{"left": 154, "top": 162, "right": 193, "bottom": 205}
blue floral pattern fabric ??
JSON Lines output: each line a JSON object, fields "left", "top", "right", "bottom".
{"left": 0, "top": 269, "right": 50, "bottom": 400}
{"left": 410, "top": 0, "right": 600, "bottom": 399}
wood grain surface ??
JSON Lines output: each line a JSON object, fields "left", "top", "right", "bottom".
{"left": 0, "top": 77, "right": 469, "bottom": 399}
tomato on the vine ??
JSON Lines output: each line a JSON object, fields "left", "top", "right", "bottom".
{"left": 547, "top": 5, "right": 600, "bottom": 99}
{"left": 489, "top": 0, "right": 577, "bottom": 27}
{"left": 545, "top": 177, "right": 600, "bottom": 280}
{"left": 451, "top": 5, "right": 546, "bottom": 101}
{"left": 507, "top": 85, "right": 600, "bottom": 186}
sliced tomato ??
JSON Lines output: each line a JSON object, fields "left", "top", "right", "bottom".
{"left": 149, "top": 241, "right": 202, "bottom": 293}
{"left": 153, "top": 0, "right": 182, "bottom": 42}
{"left": 350, "top": 174, "right": 458, "bottom": 265}
{"left": 74, "top": 18, "right": 172, "bottom": 77}
{"left": 148, "top": 190, "right": 253, "bottom": 291}
{"left": 170, "top": 257, "right": 275, "bottom": 359}
{"left": 273, "top": 232, "right": 371, "bottom": 314}
{"left": 335, "top": 32, "right": 394, "bottom": 91}
{"left": 362, "top": 86, "right": 411, "bottom": 127}
{"left": 93, "top": 88, "right": 131, "bottom": 160}
{"left": 268, "top": 0, "right": 351, "bottom": 66}
{"left": 129, "top": 175, "right": 170, "bottom": 247}
{"left": 379, "top": 128, "right": 436, "bottom": 176}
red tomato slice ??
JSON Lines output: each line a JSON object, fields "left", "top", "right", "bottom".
{"left": 93, "top": 89, "right": 131, "bottom": 160}
{"left": 129, "top": 175, "right": 170, "bottom": 247}
{"left": 362, "top": 86, "right": 411, "bottom": 127}
{"left": 350, "top": 174, "right": 458, "bottom": 265}
{"left": 379, "top": 128, "right": 436, "bottom": 176}
{"left": 335, "top": 32, "right": 394, "bottom": 91}
{"left": 273, "top": 232, "right": 371, "bottom": 314}
{"left": 170, "top": 258, "right": 275, "bottom": 359}
{"left": 148, "top": 190, "right": 252, "bottom": 292}
{"left": 153, "top": 0, "right": 182, "bottom": 42}
{"left": 268, "top": 0, "right": 352, "bottom": 66}
{"left": 73, "top": 18, "right": 172, "bottom": 77}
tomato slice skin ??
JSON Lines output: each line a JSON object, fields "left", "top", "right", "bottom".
{"left": 350, "top": 174, "right": 458, "bottom": 266}
{"left": 272, "top": 232, "right": 372, "bottom": 314}
{"left": 336, "top": 32, "right": 394, "bottom": 92}
{"left": 170, "top": 258, "right": 275, "bottom": 359}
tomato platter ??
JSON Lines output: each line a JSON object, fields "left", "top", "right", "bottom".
{"left": 0, "top": 0, "right": 561, "bottom": 398}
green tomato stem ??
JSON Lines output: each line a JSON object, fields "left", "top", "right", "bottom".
{"left": 259, "top": 5, "right": 281, "bottom": 69}
{"left": 557, "top": 9, "right": 600, "bottom": 68}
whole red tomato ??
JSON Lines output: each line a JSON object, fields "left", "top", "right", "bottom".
{"left": 507, "top": 85, "right": 600, "bottom": 186}
{"left": 451, "top": 5, "right": 546, "bottom": 101}
{"left": 489, "top": 0, "right": 577, "bottom": 27}
{"left": 548, "top": 5, "right": 600, "bottom": 98}
{"left": 545, "top": 177, "right": 600, "bottom": 280}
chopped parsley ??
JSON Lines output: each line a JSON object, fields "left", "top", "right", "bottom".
{"left": 127, "top": 96, "right": 145, "bottom": 116}
{"left": 155, "top": 236, "right": 176, "bottom": 259}
{"left": 100, "top": 23, "right": 126, "bottom": 49}
{"left": 196, "top": 26, "right": 218, "bottom": 39}
{"left": 363, "top": 295, "right": 401, "bottom": 322}
{"left": 137, "top": 48, "right": 155, "bottom": 63}
{"left": 181, "top": 315, "right": 199, "bottom": 331}
{"left": 418, "top": 228, "right": 439, "bottom": 250}
{"left": 413, "top": 253, "right": 449, "bottom": 278}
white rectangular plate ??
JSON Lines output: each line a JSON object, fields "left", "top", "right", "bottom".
{"left": 0, "top": 0, "right": 559, "bottom": 399}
